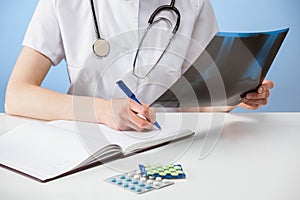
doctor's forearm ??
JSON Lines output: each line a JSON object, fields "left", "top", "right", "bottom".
{"left": 5, "top": 82, "right": 154, "bottom": 131}
{"left": 5, "top": 82, "right": 107, "bottom": 123}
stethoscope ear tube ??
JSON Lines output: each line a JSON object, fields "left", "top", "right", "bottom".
{"left": 132, "top": 0, "right": 180, "bottom": 79}
{"left": 132, "top": 21, "right": 176, "bottom": 79}
{"left": 148, "top": 5, "right": 181, "bottom": 34}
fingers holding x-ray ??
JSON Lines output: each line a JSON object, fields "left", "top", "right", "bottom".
{"left": 240, "top": 80, "right": 274, "bottom": 110}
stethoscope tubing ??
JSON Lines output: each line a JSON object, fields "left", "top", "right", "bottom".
{"left": 89, "top": 0, "right": 181, "bottom": 79}
{"left": 148, "top": 4, "right": 181, "bottom": 34}
{"left": 89, "top": 0, "right": 101, "bottom": 40}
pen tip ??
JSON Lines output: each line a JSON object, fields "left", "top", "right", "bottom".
{"left": 154, "top": 122, "right": 161, "bottom": 129}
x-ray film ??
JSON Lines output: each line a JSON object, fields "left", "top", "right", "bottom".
{"left": 152, "top": 28, "right": 289, "bottom": 107}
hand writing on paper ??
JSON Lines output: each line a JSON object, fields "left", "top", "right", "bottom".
{"left": 239, "top": 80, "right": 275, "bottom": 110}
{"left": 96, "top": 98, "right": 156, "bottom": 132}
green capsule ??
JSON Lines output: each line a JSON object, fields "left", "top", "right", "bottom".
{"left": 157, "top": 167, "right": 164, "bottom": 172}
{"left": 159, "top": 172, "right": 166, "bottom": 176}
{"left": 169, "top": 168, "right": 176, "bottom": 172}
{"left": 171, "top": 172, "right": 178, "bottom": 176}
{"left": 147, "top": 171, "right": 154, "bottom": 175}
{"left": 174, "top": 166, "right": 181, "bottom": 170}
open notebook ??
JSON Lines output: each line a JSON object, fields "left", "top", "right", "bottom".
{"left": 0, "top": 120, "right": 193, "bottom": 182}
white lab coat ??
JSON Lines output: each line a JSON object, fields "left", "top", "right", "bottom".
{"left": 23, "top": 0, "right": 219, "bottom": 105}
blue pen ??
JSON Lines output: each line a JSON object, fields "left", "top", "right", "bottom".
{"left": 116, "top": 80, "right": 161, "bottom": 129}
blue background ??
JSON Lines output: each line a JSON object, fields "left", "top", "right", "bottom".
{"left": 0, "top": 0, "right": 299, "bottom": 112}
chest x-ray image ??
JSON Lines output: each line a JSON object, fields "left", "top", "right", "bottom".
{"left": 152, "top": 28, "right": 289, "bottom": 108}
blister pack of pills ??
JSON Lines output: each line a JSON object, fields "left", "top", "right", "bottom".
{"left": 139, "top": 164, "right": 186, "bottom": 179}
{"left": 105, "top": 170, "right": 174, "bottom": 194}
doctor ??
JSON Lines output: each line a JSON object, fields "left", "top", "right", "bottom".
{"left": 5, "top": 0, "right": 274, "bottom": 131}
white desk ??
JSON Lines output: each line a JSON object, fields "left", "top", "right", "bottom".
{"left": 1, "top": 112, "right": 300, "bottom": 200}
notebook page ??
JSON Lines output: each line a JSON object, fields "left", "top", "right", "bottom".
{"left": 98, "top": 125, "right": 193, "bottom": 154}
{"left": 0, "top": 121, "right": 91, "bottom": 181}
{"left": 48, "top": 120, "right": 184, "bottom": 154}
{"left": 46, "top": 119, "right": 193, "bottom": 159}
{"left": 47, "top": 120, "right": 121, "bottom": 158}
{"left": 46, "top": 118, "right": 190, "bottom": 155}
{"left": 97, "top": 116, "right": 193, "bottom": 154}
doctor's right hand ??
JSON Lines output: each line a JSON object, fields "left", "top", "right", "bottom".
{"left": 96, "top": 98, "right": 156, "bottom": 132}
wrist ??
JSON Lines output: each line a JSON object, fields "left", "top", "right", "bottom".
{"left": 94, "top": 98, "right": 111, "bottom": 124}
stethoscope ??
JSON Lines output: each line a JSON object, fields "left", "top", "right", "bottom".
{"left": 90, "top": 0, "right": 181, "bottom": 78}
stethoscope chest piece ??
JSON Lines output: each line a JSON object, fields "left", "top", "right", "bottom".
{"left": 93, "top": 39, "right": 110, "bottom": 57}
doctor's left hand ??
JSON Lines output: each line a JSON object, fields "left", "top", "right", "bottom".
{"left": 96, "top": 98, "right": 156, "bottom": 132}
{"left": 239, "top": 80, "right": 274, "bottom": 110}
